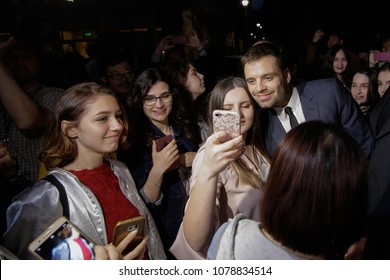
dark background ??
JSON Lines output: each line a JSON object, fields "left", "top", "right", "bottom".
{"left": 0, "top": 0, "right": 388, "bottom": 61}
{"left": 257, "top": 0, "right": 388, "bottom": 52}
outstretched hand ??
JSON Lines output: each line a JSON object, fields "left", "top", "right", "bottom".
{"left": 312, "top": 30, "right": 325, "bottom": 43}
{"left": 186, "top": 30, "right": 204, "bottom": 51}
{"left": 155, "top": 35, "right": 176, "bottom": 53}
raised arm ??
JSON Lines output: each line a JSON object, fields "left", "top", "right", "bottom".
{"left": 0, "top": 37, "right": 49, "bottom": 130}
{"left": 183, "top": 132, "right": 244, "bottom": 253}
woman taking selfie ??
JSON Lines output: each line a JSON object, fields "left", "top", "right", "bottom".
{"left": 171, "top": 76, "right": 270, "bottom": 259}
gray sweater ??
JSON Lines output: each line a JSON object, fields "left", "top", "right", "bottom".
{"left": 207, "top": 213, "right": 304, "bottom": 260}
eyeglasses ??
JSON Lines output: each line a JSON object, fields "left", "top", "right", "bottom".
{"left": 106, "top": 71, "right": 134, "bottom": 80}
{"left": 143, "top": 92, "right": 173, "bottom": 106}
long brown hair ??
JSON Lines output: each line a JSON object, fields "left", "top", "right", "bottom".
{"left": 129, "top": 68, "right": 178, "bottom": 146}
{"left": 164, "top": 60, "right": 202, "bottom": 144}
{"left": 40, "top": 82, "right": 128, "bottom": 169}
{"left": 208, "top": 76, "right": 269, "bottom": 188}
{"left": 261, "top": 121, "right": 367, "bottom": 258}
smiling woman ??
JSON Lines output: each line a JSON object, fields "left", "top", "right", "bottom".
{"left": 143, "top": 91, "right": 173, "bottom": 107}
{"left": 117, "top": 67, "right": 199, "bottom": 259}
{"left": 4, "top": 82, "right": 166, "bottom": 260}
{"left": 170, "top": 76, "right": 270, "bottom": 260}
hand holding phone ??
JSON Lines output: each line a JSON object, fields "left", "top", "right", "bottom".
{"left": 156, "top": 134, "right": 174, "bottom": 151}
{"left": 112, "top": 216, "right": 146, "bottom": 255}
{"left": 155, "top": 135, "right": 179, "bottom": 172}
{"left": 213, "top": 110, "right": 241, "bottom": 143}
{"left": 169, "top": 35, "right": 188, "bottom": 45}
{"left": 28, "top": 216, "right": 95, "bottom": 260}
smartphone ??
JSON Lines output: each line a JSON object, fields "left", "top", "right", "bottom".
{"left": 213, "top": 110, "right": 241, "bottom": 143}
{"left": 112, "top": 216, "right": 145, "bottom": 255}
{"left": 374, "top": 52, "right": 390, "bottom": 62}
{"left": 170, "top": 35, "right": 188, "bottom": 45}
{"left": 156, "top": 134, "right": 174, "bottom": 151}
{"left": 155, "top": 135, "right": 179, "bottom": 172}
{"left": 28, "top": 216, "right": 95, "bottom": 260}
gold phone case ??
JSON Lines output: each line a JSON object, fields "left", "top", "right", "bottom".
{"left": 112, "top": 216, "right": 145, "bottom": 253}
{"left": 28, "top": 216, "right": 95, "bottom": 260}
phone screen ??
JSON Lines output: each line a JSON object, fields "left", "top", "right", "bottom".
{"left": 32, "top": 220, "right": 95, "bottom": 260}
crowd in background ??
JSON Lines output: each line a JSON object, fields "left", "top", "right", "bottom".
{"left": 1, "top": 16, "right": 390, "bottom": 260}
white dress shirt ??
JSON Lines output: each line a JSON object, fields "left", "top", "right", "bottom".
{"left": 273, "top": 87, "right": 306, "bottom": 132}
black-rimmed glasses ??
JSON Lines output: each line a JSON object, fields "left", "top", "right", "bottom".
{"left": 143, "top": 92, "right": 173, "bottom": 106}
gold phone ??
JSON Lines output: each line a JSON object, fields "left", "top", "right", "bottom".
{"left": 112, "top": 216, "right": 145, "bottom": 254}
{"left": 28, "top": 216, "right": 95, "bottom": 260}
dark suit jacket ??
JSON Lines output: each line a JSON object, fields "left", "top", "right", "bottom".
{"left": 262, "top": 78, "right": 373, "bottom": 157}
{"left": 368, "top": 86, "right": 390, "bottom": 214}
{"left": 365, "top": 86, "right": 390, "bottom": 259}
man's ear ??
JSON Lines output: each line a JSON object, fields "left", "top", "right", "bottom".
{"left": 61, "top": 120, "right": 77, "bottom": 138}
{"left": 285, "top": 68, "right": 292, "bottom": 84}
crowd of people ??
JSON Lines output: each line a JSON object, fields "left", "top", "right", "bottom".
{"left": 1, "top": 24, "right": 390, "bottom": 260}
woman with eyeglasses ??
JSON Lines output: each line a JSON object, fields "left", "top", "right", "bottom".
{"left": 4, "top": 82, "right": 165, "bottom": 260}
{"left": 117, "top": 68, "right": 199, "bottom": 259}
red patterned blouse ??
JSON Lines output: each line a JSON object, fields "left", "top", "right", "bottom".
{"left": 69, "top": 162, "right": 141, "bottom": 243}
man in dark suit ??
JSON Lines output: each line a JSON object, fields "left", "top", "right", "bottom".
{"left": 241, "top": 41, "right": 373, "bottom": 158}
{"left": 365, "top": 86, "right": 390, "bottom": 259}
